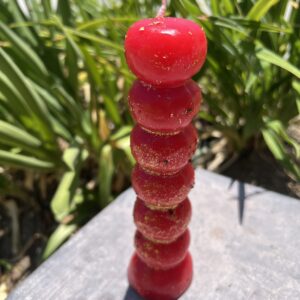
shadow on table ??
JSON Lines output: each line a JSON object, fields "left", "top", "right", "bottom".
{"left": 228, "top": 179, "right": 265, "bottom": 225}
{"left": 123, "top": 286, "right": 143, "bottom": 300}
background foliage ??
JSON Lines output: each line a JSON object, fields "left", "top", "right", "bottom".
{"left": 0, "top": 0, "right": 299, "bottom": 263}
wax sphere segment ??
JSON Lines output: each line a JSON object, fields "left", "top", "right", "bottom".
{"left": 132, "top": 163, "right": 194, "bottom": 209}
{"left": 128, "top": 79, "right": 202, "bottom": 134}
{"left": 130, "top": 124, "right": 198, "bottom": 175}
{"left": 125, "top": 17, "right": 207, "bottom": 87}
{"left": 135, "top": 229, "right": 190, "bottom": 270}
{"left": 134, "top": 198, "right": 192, "bottom": 243}
{"left": 128, "top": 252, "right": 193, "bottom": 300}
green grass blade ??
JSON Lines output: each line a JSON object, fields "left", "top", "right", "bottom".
{"left": 7, "top": 0, "right": 37, "bottom": 46}
{"left": 223, "top": 0, "right": 234, "bottom": 14}
{"left": 247, "top": 0, "right": 279, "bottom": 21}
{"left": 211, "top": 0, "right": 220, "bottom": 15}
{"left": 80, "top": 46, "right": 102, "bottom": 87}
{"left": 0, "top": 150, "right": 55, "bottom": 170}
{"left": 292, "top": 80, "right": 300, "bottom": 113}
{"left": 29, "top": 81, "right": 74, "bottom": 141}
{"left": 51, "top": 171, "right": 78, "bottom": 221}
{"left": 114, "top": 135, "right": 135, "bottom": 166}
{"left": 52, "top": 86, "right": 83, "bottom": 119}
{"left": 42, "top": 223, "right": 77, "bottom": 259}
{"left": 98, "top": 144, "right": 114, "bottom": 208}
{"left": 0, "top": 22, "right": 48, "bottom": 78}
{"left": 262, "top": 129, "right": 300, "bottom": 180}
{"left": 266, "top": 120, "right": 300, "bottom": 158}
{"left": 179, "top": 0, "right": 202, "bottom": 15}
{"left": 50, "top": 118, "right": 73, "bottom": 141}
{"left": 51, "top": 147, "right": 88, "bottom": 221}
{"left": 57, "top": 0, "right": 73, "bottom": 26}
{"left": 0, "top": 48, "right": 56, "bottom": 144}
{"left": 77, "top": 17, "right": 139, "bottom": 31}
{"left": 0, "top": 120, "right": 42, "bottom": 149}
{"left": 256, "top": 46, "right": 300, "bottom": 78}
{"left": 102, "top": 95, "right": 122, "bottom": 125}
{"left": 68, "top": 29, "right": 123, "bottom": 52}
{"left": 65, "top": 40, "right": 79, "bottom": 96}
{"left": 31, "top": 81, "right": 65, "bottom": 114}
{"left": 262, "top": 129, "right": 284, "bottom": 159}
{"left": 110, "top": 126, "right": 132, "bottom": 141}
{"left": 41, "top": 0, "right": 53, "bottom": 19}
{"left": 0, "top": 72, "right": 33, "bottom": 124}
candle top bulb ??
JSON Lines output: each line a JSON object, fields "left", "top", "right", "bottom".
{"left": 125, "top": 17, "right": 207, "bottom": 88}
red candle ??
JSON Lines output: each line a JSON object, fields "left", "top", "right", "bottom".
{"left": 125, "top": 1, "right": 207, "bottom": 298}
{"left": 132, "top": 163, "right": 195, "bottom": 209}
{"left": 128, "top": 79, "right": 202, "bottom": 134}
{"left": 130, "top": 123, "right": 198, "bottom": 175}
{"left": 134, "top": 229, "right": 190, "bottom": 270}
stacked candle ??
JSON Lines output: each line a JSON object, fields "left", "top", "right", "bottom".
{"left": 125, "top": 11, "right": 207, "bottom": 300}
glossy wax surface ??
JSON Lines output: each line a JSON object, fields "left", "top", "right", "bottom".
{"left": 126, "top": 12, "right": 206, "bottom": 300}
{"left": 125, "top": 17, "right": 207, "bottom": 87}
{"left": 132, "top": 163, "right": 194, "bottom": 209}
{"left": 134, "top": 198, "right": 192, "bottom": 243}
{"left": 128, "top": 252, "right": 193, "bottom": 300}
{"left": 128, "top": 79, "right": 202, "bottom": 134}
{"left": 130, "top": 124, "right": 198, "bottom": 175}
{"left": 135, "top": 229, "right": 190, "bottom": 270}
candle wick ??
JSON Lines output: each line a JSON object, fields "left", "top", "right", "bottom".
{"left": 156, "top": 0, "right": 167, "bottom": 18}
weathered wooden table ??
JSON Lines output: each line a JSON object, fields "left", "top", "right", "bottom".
{"left": 8, "top": 169, "right": 300, "bottom": 300}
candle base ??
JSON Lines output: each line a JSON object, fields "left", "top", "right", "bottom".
{"left": 128, "top": 252, "right": 193, "bottom": 300}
